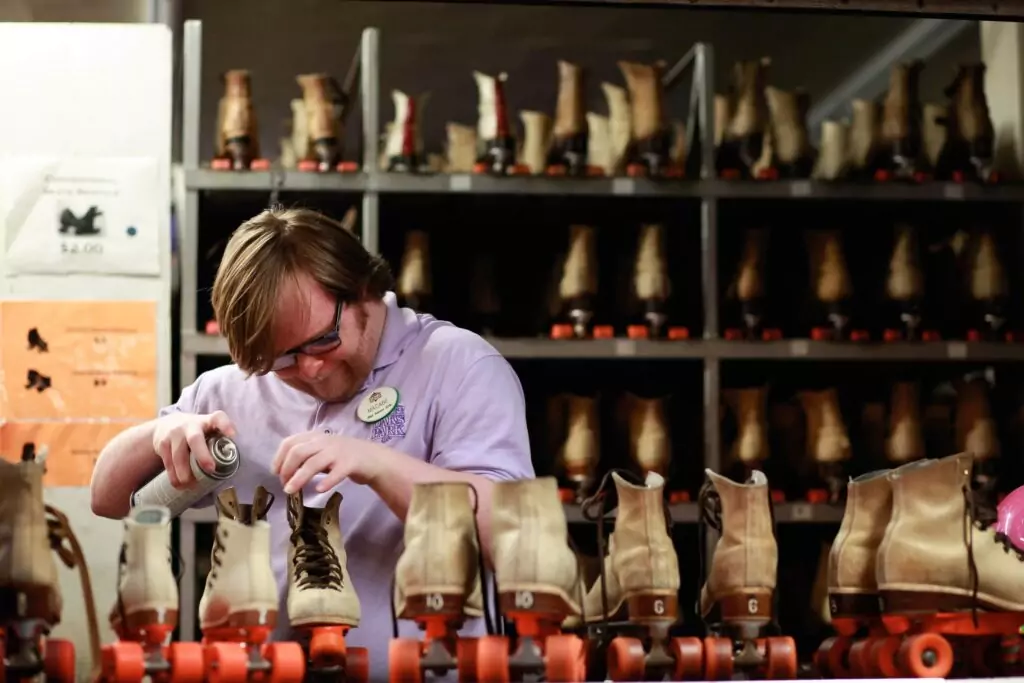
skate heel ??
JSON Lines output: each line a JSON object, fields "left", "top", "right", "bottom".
{"left": 294, "top": 624, "right": 368, "bottom": 683}
{"left": 389, "top": 594, "right": 480, "bottom": 683}
{"left": 607, "top": 592, "right": 704, "bottom": 681}
{"left": 105, "top": 610, "right": 206, "bottom": 683}
{"left": 202, "top": 611, "right": 305, "bottom": 683}
{"left": 704, "top": 589, "right": 797, "bottom": 681}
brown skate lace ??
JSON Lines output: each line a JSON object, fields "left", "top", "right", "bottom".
{"left": 960, "top": 457, "right": 1016, "bottom": 629}
{"left": 580, "top": 468, "right": 673, "bottom": 629}
{"left": 45, "top": 505, "right": 103, "bottom": 683}
{"left": 290, "top": 510, "right": 343, "bottom": 590}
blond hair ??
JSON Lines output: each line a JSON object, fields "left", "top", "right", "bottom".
{"left": 211, "top": 206, "right": 393, "bottom": 375}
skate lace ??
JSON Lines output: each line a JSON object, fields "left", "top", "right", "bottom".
{"left": 291, "top": 513, "right": 343, "bottom": 590}
{"left": 961, "top": 466, "right": 1019, "bottom": 629}
{"left": 580, "top": 468, "right": 673, "bottom": 629}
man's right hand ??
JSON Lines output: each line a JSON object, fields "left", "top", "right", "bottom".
{"left": 152, "top": 411, "right": 237, "bottom": 489}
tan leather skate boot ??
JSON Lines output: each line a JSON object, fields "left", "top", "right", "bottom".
{"left": 474, "top": 71, "right": 522, "bottom": 175}
{"left": 699, "top": 469, "right": 796, "bottom": 679}
{"left": 631, "top": 223, "right": 673, "bottom": 339}
{"left": 879, "top": 61, "right": 926, "bottom": 180}
{"left": 922, "top": 103, "right": 947, "bottom": 171}
{"left": 626, "top": 395, "right": 670, "bottom": 478}
{"left": 619, "top": 61, "right": 676, "bottom": 178}
{"left": 718, "top": 58, "right": 770, "bottom": 179}
{"left": 397, "top": 230, "right": 432, "bottom": 313}
{"left": 110, "top": 506, "right": 177, "bottom": 636}
{"left": 519, "top": 110, "right": 553, "bottom": 175}
{"left": 726, "top": 387, "right": 770, "bottom": 473}
{"left": 602, "top": 83, "right": 632, "bottom": 176}
{"left": 296, "top": 73, "right": 343, "bottom": 172}
{"left": 727, "top": 228, "right": 774, "bottom": 340}
{"left": 849, "top": 98, "right": 881, "bottom": 180}
{"left": 445, "top": 123, "right": 477, "bottom": 173}
{"left": 955, "top": 376, "right": 1001, "bottom": 495}
{"left": 811, "top": 541, "right": 832, "bottom": 627}
{"left": 885, "top": 224, "right": 927, "bottom": 341}
{"left": 586, "top": 112, "right": 611, "bottom": 176}
{"left": 887, "top": 382, "right": 925, "bottom": 465}
{"left": 875, "top": 453, "right": 1024, "bottom": 678}
{"left": 199, "top": 487, "right": 278, "bottom": 634}
{"left": 555, "top": 394, "right": 600, "bottom": 502}
{"left": 550, "top": 60, "right": 589, "bottom": 176}
{"left": 714, "top": 94, "right": 734, "bottom": 150}
{"left": 812, "top": 120, "right": 850, "bottom": 181}
{"left": 670, "top": 120, "right": 687, "bottom": 169}
{"left": 216, "top": 69, "right": 260, "bottom": 170}
{"left": 765, "top": 86, "right": 813, "bottom": 178}
{"left": 808, "top": 230, "right": 854, "bottom": 340}
{"left": 385, "top": 90, "right": 428, "bottom": 173}
{"left": 552, "top": 225, "right": 598, "bottom": 339}
{"left": 799, "top": 388, "right": 851, "bottom": 503}
{"left": 967, "top": 228, "right": 1008, "bottom": 341}
{"left": 936, "top": 64, "right": 995, "bottom": 182}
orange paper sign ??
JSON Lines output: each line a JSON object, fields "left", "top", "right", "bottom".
{"left": 1, "top": 300, "right": 158, "bottom": 420}
{"left": 1, "top": 421, "right": 131, "bottom": 487}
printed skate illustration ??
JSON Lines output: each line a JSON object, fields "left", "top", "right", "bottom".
{"left": 199, "top": 487, "right": 305, "bottom": 683}
{"left": 724, "top": 228, "right": 781, "bottom": 341}
{"left": 288, "top": 491, "right": 368, "bottom": 682}
{"left": 213, "top": 69, "right": 269, "bottom": 171}
{"left": 571, "top": 470, "right": 701, "bottom": 680}
{"left": 101, "top": 505, "right": 205, "bottom": 683}
{"left": 875, "top": 61, "right": 929, "bottom": 183}
{"left": 699, "top": 470, "right": 797, "bottom": 680}
{"left": 58, "top": 206, "right": 102, "bottom": 236}
{"left": 27, "top": 328, "right": 48, "bottom": 353}
{"left": 389, "top": 482, "right": 491, "bottom": 682}
{"left": 25, "top": 370, "right": 52, "bottom": 392}
{"left": 475, "top": 477, "right": 587, "bottom": 681}
{"left": 934, "top": 64, "right": 998, "bottom": 183}
{"left": 1, "top": 444, "right": 102, "bottom": 683}
{"left": 716, "top": 58, "right": 771, "bottom": 180}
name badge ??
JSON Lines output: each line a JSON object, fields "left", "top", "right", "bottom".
{"left": 357, "top": 386, "right": 400, "bottom": 424}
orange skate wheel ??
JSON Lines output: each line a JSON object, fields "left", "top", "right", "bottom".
{"left": 168, "top": 642, "right": 205, "bottom": 683}
{"left": 475, "top": 635, "right": 510, "bottom": 683}
{"left": 607, "top": 636, "right": 645, "bottom": 681}
{"left": 870, "top": 635, "right": 902, "bottom": 677}
{"left": 703, "top": 637, "right": 733, "bottom": 680}
{"left": 102, "top": 641, "right": 145, "bottom": 683}
{"left": 670, "top": 637, "right": 703, "bottom": 679}
{"left": 204, "top": 641, "right": 249, "bottom": 683}
{"left": 545, "top": 634, "right": 586, "bottom": 682}
{"left": 264, "top": 642, "right": 306, "bottom": 683}
{"left": 898, "top": 633, "right": 953, "bottom": 678}
{"left": 817, "top": 636, "right": 851, "bottom": 677}
{"left": 346, "top": 646, "right": 370, "bottom": 683}
{"left": 847, "top": 638, "right": 874, "bottom": 677}
{"left": 309, "top": 628, "right": 347, "bottom": 666}
{"left": 388, "top": 638, "right": 422, "bottom": 683}
{"left": 456, "top": 637, "right": 479, "bottom": 682}
{"left": 44, "top": 638, "right": 77, "bottom": 683}
{"left": 765, "top": 637, "right": 797, "bottom": 679}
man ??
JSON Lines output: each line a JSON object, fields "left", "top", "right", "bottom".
{"left": 90, "top": 206, "right": 535, "bottom": 679}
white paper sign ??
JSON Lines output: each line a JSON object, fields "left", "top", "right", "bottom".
{"left": 0, "top": 156, "right": 160, "bottom": 276}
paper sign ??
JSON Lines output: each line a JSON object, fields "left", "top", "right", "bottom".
{"left": 0, "top": 155, "right": 161, "bottom": 276}
{"left": 1, "top": 300, "right": 157, "bottom": 419}
{"left": 1, "top": 421, "right": 129, "bottom": 487}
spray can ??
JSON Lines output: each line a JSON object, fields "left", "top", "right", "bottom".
{"left": 130, "top": 434, "right": 240, "bottom": 518}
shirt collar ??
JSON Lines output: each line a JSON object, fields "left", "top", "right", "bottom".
{"left": 371, "top": 291, "right": 419, "bottom": 373}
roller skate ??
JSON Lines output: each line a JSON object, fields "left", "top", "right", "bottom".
{"left": 101, "top": 505, "right": 204, "bottom": 683}
{"left": 547, "top": 61, "right": 599, "bottom": 177}
{"left": 296, "top": 73, "right": 357, "bottom": 173}
{"left": 388, "top": 481, "right": 489, "bottom": 682}
{"left": 965, "top": 228, "right": 1015, "bottom": 342}
{"left": 549, "top": 225, "right": 611, "bottom": 340}
{"left": 586, "top": 112, "right": 612, "bottom": 177}
{"left": 883, "top": 224, "right": 939, "bottom": 342}
{"left": 934, "top": 64, "right": 999, "bottom": 184}
{"left": 716, "top": 58, "right": 771, "bottom": 180}
{"left": 552, "top": 394, "right": 600, "bottom": 504}
{"left": 811, "top": 120, "right": 850, "bottom": 181}
{"left": 568, "top": 471, "right": 701, "bottom": 681}
{"left": 724, "top": 387, "right": 784, "bottom": 503}
{"left": 602, "top": 83, "right": 632, "bottom": 177}
{"left": 472, "top": 71, "right": 529, "bottom": 176}
{"left": 212, "top": 70, "right": 270, "bottom": 171}
{"left": 287, "top": 491, "right": 367, "bottom": 683}
{"left": 397, "top": 230, "right": 432, "bottom": 314}
{"left": 628, "top": 224, "right": 689, "bottom": 340}
{"left": 798, "top": 388, "right": 851, "bottom": 504}
{"left": 624, "top": 394, "right": 689, "bottom": 503}
{"left": 385, "top": 90, "right": 430, "bottom": 174}
{"left": 474, "top": 477, "right": 586, "bottom": 681}
{"left": 520, "top": 110, "right": 553, "bottom": 175}
{"left": 874, "top": 453, "right": 1024, "bottom": 677}
{"left": 199, "top": 487, "right": 305, "bottom": 683}
{"left": 724, "top": 229, "right": 781, "bottom": 341}
{"left": 887, "top": 382, "right": 926, "bottom": 466}
{"left": 847, "top": 99, "right": 883, "bottom": 182}
{"left": 618, "top": 61, "right": 682, "bottom": 179}
{"left": 807, "top": 230, "right": 868, "bottom": 342}
{"left": 445, "top": 123, "right": 478, "bottom": 174}
{"left": 922, "top": 103, "right": 947, "bottom": 175}
{"left": 763, "top": 86, "right": 814, "bottom": 179}
{"left": 955, "top": 376, "right": 1001, "bottom": 497}
{"left": 698, "top": 470, "right": 797, "bottom": 680}
{"left": 874, "top": 61, "right": 929, "bottom": 183}
{"left": 1, "top": 447, "right": 99, "bottom": 683}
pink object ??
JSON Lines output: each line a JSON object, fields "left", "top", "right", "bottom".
{"left": 995, "top": 485, "right": 1024, "bottom": 551}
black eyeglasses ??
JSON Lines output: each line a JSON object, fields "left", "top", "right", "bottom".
{"left": 270, "top": 300, "right": 344, "bottom": 372}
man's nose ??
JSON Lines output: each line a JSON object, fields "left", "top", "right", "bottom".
{"left": 296, "top": 353, "right": 325, "bottom": 379}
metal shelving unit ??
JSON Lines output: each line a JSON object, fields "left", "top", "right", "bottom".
{"left": 176, "top": 16, "right": 1024, "bottom": 642}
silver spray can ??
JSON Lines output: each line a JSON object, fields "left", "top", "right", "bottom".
{"left": 130, "top": 434, "right": 240, "bottom": 518}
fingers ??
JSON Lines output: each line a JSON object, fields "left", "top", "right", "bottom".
{"left": 272, "top": 431, "right": 317, "bottom": 476}
{"left": 185, "top": 421, "right": 216, "bottom": 474}
{"left": 314, "top": 465, "right": 348, "bottom": 494}
{"left": 207, "top": 410, "right": 237, "bottom": 438}
{"left": 284, "top": 450, "right": 341, "bottom": 496}
{"left": 168, "top": 429, "right": 194, "bottom": 488}
{"left": 155, "top": 437, "right": 178, "bottom": 488}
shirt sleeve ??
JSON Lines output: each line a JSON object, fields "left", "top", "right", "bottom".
{"left": 429, "top": 355, "right": 535, "bottom": 482}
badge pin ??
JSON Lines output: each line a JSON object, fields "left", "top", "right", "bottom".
{"left": 357, "top": 386, "right": 400, "bottom": 424}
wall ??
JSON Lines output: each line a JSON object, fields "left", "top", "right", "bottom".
{"left": 0, "top": 0, "right": 149, "bottom": 21}
{"left": 182, "top": 0, "right": 981, "bottom": 162}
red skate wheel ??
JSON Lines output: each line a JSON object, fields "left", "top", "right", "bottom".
{"left": 703, "top": 637, "right": 734, "bottom": 680}
{"left": 870, "top": 635, "right": 902, "bottom": 677}
{"left": 346, "top": 646, "right": 370, "bottom": 683}
{"left": 168, "top": 642, "right": 205, "bottom": 683}
{"left": 264, "top": 642, "right": 306, "bottom": 683}
{"left": 204, "top": 642, "right": 249, "bottom": 683}
{"left": 45, "top": 638, "right": 77, "bottom": 683}
{"left": 456, "top": 637, "right": 479, "bottom": 683}
{"left": 475, "top": 635, "right": 510, "bottom": 682}
{"left": 765, "top": 636, "right": 797, "bottom": 679}
{"left": 847, "top": 638, "right": 873, "bottom": 677}
{"left": 817, "top": 636, "right": 852, "bottom": 678}
{"left": 309, "top": 628, "right": 347, "bottom": 667}
{"left": 607, "top": 636, "right": 646, "bottom": 681}
{"left": 671, "top": 637, "right": 703, "bottom": 679}
{"left": 102, "top": 641, "right": 145, "bottom": 683}
{"left": 388, "top": 638, "right": 422, "bottom": 683}
{"left": 898, "top": 633, "right": 953, "bottom": 678}
{"left": 545, "top": 634, "right": 586, "bottom": 682}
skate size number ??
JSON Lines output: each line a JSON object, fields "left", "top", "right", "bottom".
{"left": 61, "top": 241, "right": 103, "bottom": 255}
{"left": 747, "top": 597, "right": 759, "bottom": 615}
{"left": 513, "top": 591, "right": 535, "bottom": 609}
{"left": 425, "top": 593, "right": 447, "bottom": 611}
{"left": 653, "top": 599, "right": 666, "bottom": 615}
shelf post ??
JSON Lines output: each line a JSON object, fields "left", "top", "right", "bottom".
{"left": 360, "top": 27, "right": 381, "bottom": 256}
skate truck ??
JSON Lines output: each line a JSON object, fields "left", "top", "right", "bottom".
{"left": 1, "top": 445, "right": 103, "bottom": 683}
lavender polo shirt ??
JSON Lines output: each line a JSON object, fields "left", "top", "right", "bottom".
{"left": 159, "top": 292, "right": 534, "bottom": 680}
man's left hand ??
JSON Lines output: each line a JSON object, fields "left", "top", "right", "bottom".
{"left": 272, "top": 431, "right": 388, "bottom": 495}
